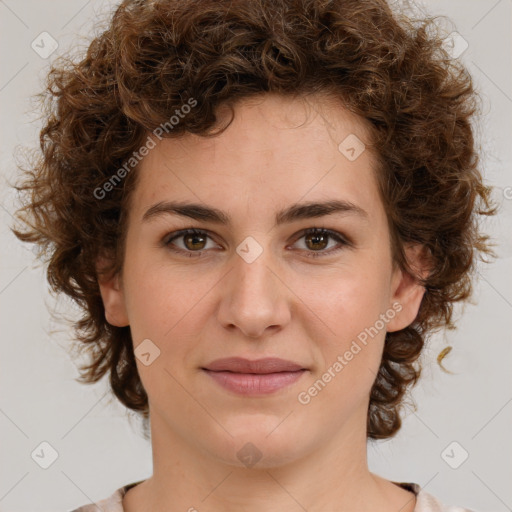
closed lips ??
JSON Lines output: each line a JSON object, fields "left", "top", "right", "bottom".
{"left": 202, "top": 357, "right": 307, "bottom": 374}
{"left": 201, "top": 357, "right": 308, "bottom": 395}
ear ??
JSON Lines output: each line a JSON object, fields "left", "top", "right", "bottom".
{"left": 386, "top": 244, "right": 430, "bottom": 332}
{"left": 96, "top": 257, "right": 129, "bottom": 327}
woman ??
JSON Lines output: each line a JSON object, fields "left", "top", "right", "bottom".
{"left": 13, "top": 0, "right": 495, "bottom": 510}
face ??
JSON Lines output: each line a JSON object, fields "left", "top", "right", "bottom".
{"left": 99, "top": 93, "right": 426, "bottom": 468}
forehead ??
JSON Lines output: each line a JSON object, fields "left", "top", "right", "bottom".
{"left": 155, "top": 93, "right": 374, "bottom": 164}
{"left": 130, "top": 93, "right": 383, "bottom": 223}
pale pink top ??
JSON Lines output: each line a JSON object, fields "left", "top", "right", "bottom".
{"left": 69, "top": 480, "right": 477, "bottom": 511}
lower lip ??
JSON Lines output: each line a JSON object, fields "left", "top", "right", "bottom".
{"left": 202, "top": 369, "right": 307, "bottom": 395}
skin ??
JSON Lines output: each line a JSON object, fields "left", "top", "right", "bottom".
{"left": 98, "top": 92, "right": 427, "bottom": 512}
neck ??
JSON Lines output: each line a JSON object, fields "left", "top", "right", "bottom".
{"left": 123, "top": 405, "right": 416, "bottom": 512}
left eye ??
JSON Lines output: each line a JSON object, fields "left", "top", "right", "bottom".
{"left": 292, "top": 228, "right": 349, "bottom": 257}
{"left": 163, "top": 227, "right": 349, "bottom": 258}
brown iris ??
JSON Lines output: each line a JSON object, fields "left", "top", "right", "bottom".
{"left": 304, "top": 230, "right": 329, "bottom": 251}
{"left": 183, "top": 232, "right": 207, "bottom": 251}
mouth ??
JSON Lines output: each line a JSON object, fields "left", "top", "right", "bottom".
{"left": 201, "top": 357, "right": 308, "bottom": 395}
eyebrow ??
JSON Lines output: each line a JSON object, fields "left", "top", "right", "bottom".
{"left": 142, "top": 199, "right": 368, "bottom": 227}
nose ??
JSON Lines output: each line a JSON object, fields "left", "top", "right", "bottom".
{"left": 216, "top": 242, "right": 291, "bottom": 339}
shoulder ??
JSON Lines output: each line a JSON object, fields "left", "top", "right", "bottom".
{"left": 396, "top": 482, "right": 478, "bottom": 512}
{"left": 69, "top": 480, "right": 478, "bottom": 512}
{"left": 68, "top": 481, "right": 143, "bottom": 512}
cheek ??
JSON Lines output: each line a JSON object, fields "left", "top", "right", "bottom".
{"left": 298, "top": 258, "right": 392, "bottom": 380}
{"left": 122, "top": 263, "right": 206, "bottom": 398}
{"left": 125, "top": 271, "right": 193, "bottom": 338}
{"left": 122, "top": 255, "right": 219, "bottom": 360}
{"left": 295, "top": 275, "right": 390, "bottom": 416}
{"left": 306, "top": 261, "right": 392, "bottom": 334}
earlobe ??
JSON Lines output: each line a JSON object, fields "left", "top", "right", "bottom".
{"left": 386, "top": 244, "right": 430, "bottom": 332}
{"left": 97, "top": 266, "right": 130, "bottom": 328}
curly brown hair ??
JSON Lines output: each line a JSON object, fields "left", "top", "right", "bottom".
{"left": 12, "top": 0, "right": 496, "bottom": 440}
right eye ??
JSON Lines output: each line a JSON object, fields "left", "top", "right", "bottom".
{"left": 163, "top": 228, "right": 220, "bottom": 257}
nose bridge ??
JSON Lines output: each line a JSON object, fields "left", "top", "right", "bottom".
{"left": 217, "top": 237, "right": 290, "bottom": 338}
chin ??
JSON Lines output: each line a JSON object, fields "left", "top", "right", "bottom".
{"left": 201, "top": 415, "right": 314, "bottom": 470}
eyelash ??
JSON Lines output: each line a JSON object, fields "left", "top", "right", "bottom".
{"left": 163, "top": 227, "right": 350, "bottom": 259}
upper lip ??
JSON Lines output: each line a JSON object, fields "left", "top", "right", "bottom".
{"left": 202, "top": 357, "right": 306, "bottom": 374}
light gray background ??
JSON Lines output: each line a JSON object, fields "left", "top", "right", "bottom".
{"left": 0, "top": 1, "right": 511, "bottom": 511}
